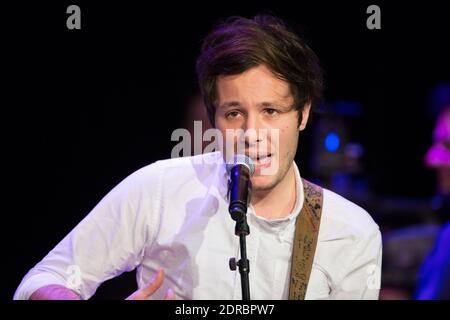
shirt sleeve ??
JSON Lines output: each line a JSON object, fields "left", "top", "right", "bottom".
{"left": 331, "top": 227, "right": 383, "bottom": 300}
{"left": 13, "top": 164, "right": 162, "bottom": 300}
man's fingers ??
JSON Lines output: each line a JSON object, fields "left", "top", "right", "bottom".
{"left": 164, "top": 288, "right": 176, "bottom": 300}
{"left": 126, "top": 269, "right": 165, "bottom": 300}
{"left": 139, "top": 269, "right": 165, "bottom": 297}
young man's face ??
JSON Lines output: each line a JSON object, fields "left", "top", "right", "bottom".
{"left": 215, "top": 64, "right": 310, "bottom": 191}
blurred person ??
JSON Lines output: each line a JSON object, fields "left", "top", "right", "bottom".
{"left": 415, "top": 221, "right": 450, "bottom": 299}
{"left": 415, "top": 100, "right": 450, "bottom": 299}
{"left": 424, "top": 106, "right": 450, "bottom": 206}
{"left": 182, "top": 94, "right": 213, "bottom": 156}
{"left": 380, "top": 85, "right": 450, "bottom": 300}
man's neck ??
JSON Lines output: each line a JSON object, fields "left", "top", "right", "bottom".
{"left": 251, "top": 164, "right": 297, "bottom": 220}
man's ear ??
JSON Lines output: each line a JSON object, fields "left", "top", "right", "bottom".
{"left": 299, "top": 103, "right": 311, "bottom": 131}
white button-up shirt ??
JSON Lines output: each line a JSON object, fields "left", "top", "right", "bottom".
{"left": 14, "top": 152, "right": 382, "bottom": 300}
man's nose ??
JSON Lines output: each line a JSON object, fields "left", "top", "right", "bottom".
{"left": 243, "top": 113, "right": 263, "bottom": 146}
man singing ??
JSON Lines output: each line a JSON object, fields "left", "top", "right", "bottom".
{"left": 14, "top": 14, "right": 382, "bottom": 300}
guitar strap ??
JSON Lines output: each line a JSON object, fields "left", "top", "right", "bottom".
{"left": 288, "top": 178, "right": 323, "bottom": 300}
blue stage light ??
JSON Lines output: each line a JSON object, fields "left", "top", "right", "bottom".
{"left": 325, "top": 132, "right": 340, "bottom": 152}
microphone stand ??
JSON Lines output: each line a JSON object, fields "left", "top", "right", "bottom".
{"left": 228, "top": 165, "right": 252, "bottom": 300}
{"left": 229, "top": 215, "right": 251, "bottom": 300}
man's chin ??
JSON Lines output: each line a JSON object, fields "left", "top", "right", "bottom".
{"left": 251, "top": 174, "right": 279, "bottom": 191}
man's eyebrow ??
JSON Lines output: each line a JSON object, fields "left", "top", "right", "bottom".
{"left": 258, "top": 101, "right": 279, "bottom": 107}
{"left": 218, "top": 100, "right": 292, "bottom": 109}
{"left": 257, "top": 101, "right": 292, "bottom": 109}
{"left": 218, "top": 101, "right": 241, "bottom": 109}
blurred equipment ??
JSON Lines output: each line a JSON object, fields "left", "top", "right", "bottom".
{"left": 309, "top": 101, "right": 368, "bottom": 200}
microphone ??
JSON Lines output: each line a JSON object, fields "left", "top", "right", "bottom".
{"left": 226, "top": 155, "right": 255, "bottom": 223}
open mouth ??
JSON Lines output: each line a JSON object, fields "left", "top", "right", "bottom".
{"left": 250, "top": 153, "right": 273, "bottom": 166}
{"left": 256, "top": 154, "right": 272, "bottom": 164}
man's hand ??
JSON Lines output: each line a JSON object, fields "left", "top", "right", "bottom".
{"left": 126, "top": 269, "right": 175, "bottom": 300}
{"left": 30, "top": 269, "right": 175, "bottom": 300}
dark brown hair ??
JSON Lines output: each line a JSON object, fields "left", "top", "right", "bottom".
{"left": 196, "top": 14, "right": 324, "bottom": 126}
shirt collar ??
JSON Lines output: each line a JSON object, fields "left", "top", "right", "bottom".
{"left": 217, "top": 153, "right": 304, "bottom": 228}
{"left": 248, "top": 161, "right": 304, "bottom": 229}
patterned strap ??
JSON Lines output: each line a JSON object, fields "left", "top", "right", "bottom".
{"left": 288, "top": 178, "right": 323, "bottom": 300}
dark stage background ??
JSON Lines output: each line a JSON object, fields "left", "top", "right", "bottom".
{"left": 3, "top": 1, "right": 450, "bottom": 300}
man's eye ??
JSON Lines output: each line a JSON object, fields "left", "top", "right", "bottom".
{"left": 226, "top": 111, "right": 241, "bottom": 119}
{"left": 264, "top": 108, "right": 279, "bottom": 116}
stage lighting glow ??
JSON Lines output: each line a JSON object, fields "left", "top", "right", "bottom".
{"left": 325, "top": 132, "right": 340, "bottom": 152}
